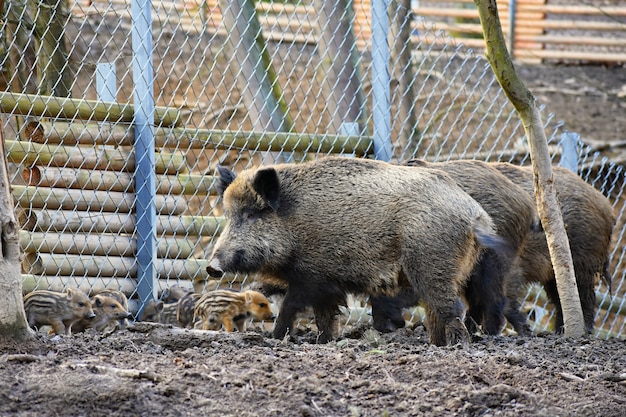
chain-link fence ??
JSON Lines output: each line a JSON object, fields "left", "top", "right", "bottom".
{"left": 1, "top": 0, "right": 624, "bottom": 338}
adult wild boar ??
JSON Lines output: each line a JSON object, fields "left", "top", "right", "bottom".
{"left": 371, "top": 159, "right": 537, "bottom": 336}
{"left": 206, "top": 156, "right": 509, "bottom": 346}
{"left": 492, "top": 163, "right": 615, "bottom": 333}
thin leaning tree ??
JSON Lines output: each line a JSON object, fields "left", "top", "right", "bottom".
{"left": 0, "top": 119, "right": 33, "bottom": 340}
{"left": 474, "top": 0, "right": 585, "bottom": 337}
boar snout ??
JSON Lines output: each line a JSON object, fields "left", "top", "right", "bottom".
{"left": 206, "top": 258, "right": 224, "bottom": 278}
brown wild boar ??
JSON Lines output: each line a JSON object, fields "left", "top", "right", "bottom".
{"left": 193, "top": 290, "right": 274, "bottom": 331}
{"left": 207, "top": 156, "right": 510, "bottom": 345}
{"left": 72, "top": 294, "right": 132, "bottom": 333}
{"left": 23, "top": 289, "right": 96, "bottom": 336}
{"left": 371, "top": 159, "right": 537, "bottom": 336}
{"left": 491, "top": 163, "right": 615, "bottom": 333}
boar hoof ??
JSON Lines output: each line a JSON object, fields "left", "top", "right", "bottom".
{"left": 444, "top": 318, "right": 470, "bottom": 347}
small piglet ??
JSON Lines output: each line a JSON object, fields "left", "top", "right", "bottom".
{"left": 23, "top": 289, "right": 95, "bottom": 336}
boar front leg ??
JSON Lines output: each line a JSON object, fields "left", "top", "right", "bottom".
{"left": 425, "top": 297, "right": 469, "bottom": 346}
{"left": 272, "top": 288, "right": 306, "bottom": 340}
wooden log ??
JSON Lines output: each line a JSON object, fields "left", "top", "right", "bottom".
{"left": 20, "top": 274, "right": 195, "bottom": 297}
{"left": 167, "top": 129, "right": 374, "bottom": 156}
{"left": 24, "top": 166, "right": 133, "bottom": 193}
{"left": 20, "top": 210, "right": 225, "bottom": 236}
{"left": 25, "top": 121, "right": 373, "bottom": 155}
{"left": 19, "top": 231, "right": 197, "bottom": 259}
{"left": 25, "top": 119, "right": 136, "bottom": 146}
{"left": 6, "top": 140, "right": 188, "bottom": 175}
{"left": 23, "top": 166, "right": 216, "bottom": 195}
{"left": 21, "top": 274, "right": 138, "bottom": 296}
{"left": 0, "top": 92, "right": 181, "bottom": 127}
{"left": 23, "top": 253, "right": 210, "bottom": 280}
{"left": 12, "top": 185, "right": 188, "bottom": 215}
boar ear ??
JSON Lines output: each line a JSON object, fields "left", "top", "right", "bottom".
{"left": 215, "top": 166, "right": 237, "bottom": 197}
{"left": 244, "top": 291, "right": 253, "bottom": 304}
{"left": 94, "top": 296, "right": 103, "bottom": 307}
{"left": 253, "top": 168, "right": 280, "bottom": 210}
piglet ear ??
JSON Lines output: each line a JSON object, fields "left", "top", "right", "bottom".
{"left": 94, "top": 296, "right": 103, "bottom": 308}
{"left": 215, "top": 166, "right": 237, "bottom": 197}
{"left": 252, "top": 168, "right": 280, "bottom": 210}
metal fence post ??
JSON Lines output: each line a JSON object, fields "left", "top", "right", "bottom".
{"left": 371, "top": 0, "right": 392, "bottom": 161}
{"left": 132, "top": 0, "right": 156, "bottom": 318}
{"left": 96, "top": 63, "right": 116, "bottom": 102}
{"left": 559, "top": 132, "right": 580, "bottom": 173}
{"left": 508, "top": 0, "right": 517, "bottom": 55}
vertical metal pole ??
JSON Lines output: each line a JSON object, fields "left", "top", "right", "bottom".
{"left": 96, "top": 63, "right": 116, "bottom": 102}
{"left": 371, "top": 0, "right": 392, "bottom": 161}
{"left": 559, "top": 132, "right": 580, "bottom": 173}
{"left": 131, "top": 0, "right": 156, "bottom": 317}
{"left": 508, "top": 0, "right": 517, "bottom": 55}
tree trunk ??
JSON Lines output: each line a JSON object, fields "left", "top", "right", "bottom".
{"left": 474, "top": 0, "right": 585, "bottom": 337}
{"left": 219, "top": 0, "right": 294, "bottom": 133}
{"left": 389, "top": 0, "right": 419, "bottom": 160}
{"left": 314, "top": 0, "right": 368, "bottom": 135}
{"left": 0, "top": 109, "right": 34, "bottom": 340}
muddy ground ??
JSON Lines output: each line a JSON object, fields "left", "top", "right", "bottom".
{"left": 1, "top": 63, "right": 626, "bottom": 416}
{"left": 0, "top": 323, "right": 624, "bottom": 417}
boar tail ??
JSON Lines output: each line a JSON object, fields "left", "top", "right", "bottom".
{"left": 602, "top": 260, "right": 613, "bottom": 295}
{"left": 474, "top": 225, "right": 514, "bottom": 258}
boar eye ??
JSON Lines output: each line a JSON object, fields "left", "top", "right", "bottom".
{"left": 242, "top": 209, "right": 260, "bottom": 222}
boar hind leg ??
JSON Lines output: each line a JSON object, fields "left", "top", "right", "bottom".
{"left": 543, "top": 280, "right": 565, "bottom": 333}
{"left": 425, "top": 298, "right": 469, "bottom": 346}
{"left": 504, "top": 300, "right": 531, "bottom": 336}
{"left": 465, "top": 251, "right": 508, "bottom": 335}
{"left": 313, "top": 304, "right": 339, "bottom": 344}
{"left": 575, "top": 267, "right": 598, "bottom": 334}
{"left": 49, "top": 320, "right": 67, "bottom": 336}
{"left": 370, "top": 295, "right": 406, "bottom": 333}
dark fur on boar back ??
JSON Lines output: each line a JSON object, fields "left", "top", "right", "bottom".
{"left": 207, "top": 157, "right": 510, "bottom": 346}
{"left": 492, "top": 163, "right": 615, "bottom": 334}
{"left": 371, "top": 159, "right": 537, "bottom": 336}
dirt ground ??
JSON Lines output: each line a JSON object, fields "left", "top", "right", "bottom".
{"left": 0, "top": 322, "right": 624, "bottom": 417}
{"left": 2, "top": 62, "right": 626, "bottom": 416}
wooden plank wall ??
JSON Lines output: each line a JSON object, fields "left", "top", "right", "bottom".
{"left": 79, "top": 0, "right": 625, "bottom": 63}
{"left": 408, "top": 0, "right": 626, "bottom": 63}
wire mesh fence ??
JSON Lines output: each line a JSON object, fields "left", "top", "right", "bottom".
{"left": 0, "top": 0, "right": 624, "bottom": 338}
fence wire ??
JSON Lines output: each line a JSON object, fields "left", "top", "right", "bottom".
{"left": 0, "top": 0, "right": 624, "bottom": 338}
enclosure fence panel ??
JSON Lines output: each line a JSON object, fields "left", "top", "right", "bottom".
{"left": 0, "top": 0, "right": 624, "bottom": 338}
